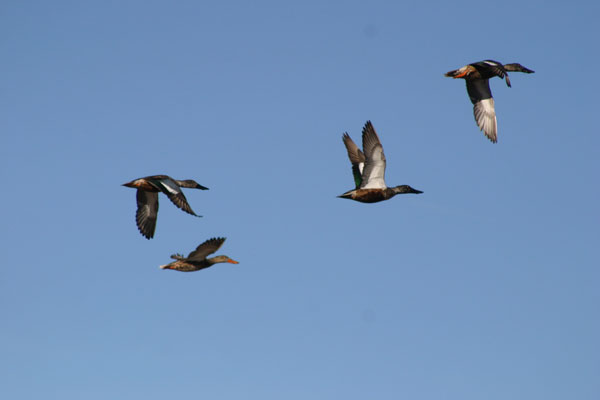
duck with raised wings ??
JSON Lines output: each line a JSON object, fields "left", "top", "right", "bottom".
{"left": 122, "top": 175, "right": 208, "bottom": 239}
{"left": 338, "top": 121, "right": 422, "bottom": 203}
{"left": 160, "top": 237, "right": 239, "bottom": 272}
{"left": 445, "top": 60, "right": 534, "bottom": 143}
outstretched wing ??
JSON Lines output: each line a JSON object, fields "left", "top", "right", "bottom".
{"left": 155, "top": 177, "right": 199, "bottom": 217}
{"left": 466, "top": 78, "right": 493, "bottom": 104}
{"left": 473, "top": 98, "right": 498, "bottom": 143}
{"left": 342, "top": 133, "right": 365, "bottom": 188}
{"left": 186, "top": 237, "right": 226, "bottom": 261}
{"left": 360, "top": 121, "right": 387, "bottom": 189}
{"left": 135, "top": 190, "right": 158, "bottom": 239}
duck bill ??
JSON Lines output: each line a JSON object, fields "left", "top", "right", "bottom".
{"left": 159, "top": 264, "right": 172, "bottom": 269}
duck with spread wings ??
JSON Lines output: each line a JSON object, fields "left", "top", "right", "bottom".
{"left": 160, "top": 237, "right": 239, "bottom": 272}
{"left": 123, "top": 175, "right": 208, "bottom": 239}
{"left": 445, "top": 60, "right": 534, "bottom": 143}
{"left": 338, "top": 121, "right": 422, "bottom": 203}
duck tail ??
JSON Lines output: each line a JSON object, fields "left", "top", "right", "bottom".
{"left": 337, "top": 190, "right": 355, "bottom": 199}
{"left": 444, "top": 68, "right": 459, "bottom": 77}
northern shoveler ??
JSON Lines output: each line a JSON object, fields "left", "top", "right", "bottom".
{"left": 160, "top": 237, "right": 239, "bottom": 272}
{"left": 445, "top": 60, "right": 534, "bottom": 143}
{"left": 122, "top": 175, "right": 208, "bottom": 239}
{"left": 338, "top": 121, "right": 422, "bottom": 203}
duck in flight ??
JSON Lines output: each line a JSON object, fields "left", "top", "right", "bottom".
{"left": 445, "top": 60, "right": 534, "bottom": 143}
{"left": 122, "top": 175, "right": 208, "bottom": 239}
{"left": 160, "top": 237, "right": 239, "bottom": 272}
{"left": 338, "top": 121, "right": 422, "bottom": 203}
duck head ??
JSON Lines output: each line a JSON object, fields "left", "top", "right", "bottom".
{"left": 210, "top": 255, "right": 240, "bottom": 265}
{"left": 392, "top": 185, "right": 423, "bottom": 195}
{"left": 176, "top": 179, "right": 209, "bottom": 190}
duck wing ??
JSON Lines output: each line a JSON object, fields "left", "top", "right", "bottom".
{"left": 473, "top": 98, "right": 498, "bottom": 143}
{"left": 186, "top": 237, "right": 226, "bottom": 261}
{"left": 465, "top": 78, "right": 498, "bottom": 142}
{"left": 135, "top": 190, "right": 158, "bottom": 239}
{"left": 155, "top": 177, "right": 199, "bottom": 217}
{"left": 342, "top": 133, "right": 366, "bottom": 188}
{"left": 360, "top": 121, "right": 387, "bottom": 189}
{"left": 466, "top": 78, "right": 493, "bottom": 104}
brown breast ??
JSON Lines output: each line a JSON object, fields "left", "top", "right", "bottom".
{"left": 351, "top": 189, "right": 389, "bottom": 203}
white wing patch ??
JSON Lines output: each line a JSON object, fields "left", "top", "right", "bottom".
{"left": 360, "top": 144, "right": 387, "bottom": 189}
{"left": 160, "top": 178, "right": 181, "bottom": 194}
{"left": 473, "top": 98, "right": 498, "bottom": 142}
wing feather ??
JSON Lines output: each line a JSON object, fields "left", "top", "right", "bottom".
{"left": 342, "top": 133, "right": 365, "bottom": 188}
{"left": 473, "top": 98, "right": 498, "bottom": 143}
{"left": 186, "top": 237, "right": 226, "bottom": 261}
{"left": 360, "top": 122, "right": 387, "bottom": 189}
{"left": 156, "top": 177, "right": 199, "bottom": 216}
{"left": 135, "top": 190, "right": 158, "bottom": 239}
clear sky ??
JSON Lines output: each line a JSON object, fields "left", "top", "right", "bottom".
{"left": 2, "top": 1, "right": 599, "bottom": 399}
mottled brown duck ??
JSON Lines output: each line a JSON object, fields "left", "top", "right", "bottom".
{"left": 160, "top": 237, "right": 239, "bottom": 272}
{"left": 122, "top": 175, "right": 208, "bottom": 239}
{"left": 445, "top": 60, "right": 534, "bottom": 143}
{"left": 338, "top": 121, "right": 422, "bottom": 203}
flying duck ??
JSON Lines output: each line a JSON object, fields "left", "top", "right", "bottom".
{"left": 160, "top": 237, "right": 239, "bottom": 272}
{"left": 338, "top": 121, "right": 422, "bottom": 203}
{"left": 122, "top": 175, "right": 208, "bottom": 239}
{"left": 445, "top": 60, "right": 534, "bottom": 143}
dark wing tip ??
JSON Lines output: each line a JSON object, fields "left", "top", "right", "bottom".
{"left": 362, "top": 120, "right": 377, "bottom": 140}
{"left": 361, "top": 120, "right": 383, "bottom": 156}
{"left": 341, "top": 132, "right": 352, "bottom": 145}
{"left": 342, "top": 132, "right": 352, "bottom": 145}
{"left": 137, "top": 224, "right": 154, "bottom": 239}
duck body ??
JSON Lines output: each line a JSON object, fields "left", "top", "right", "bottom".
{"left": 338, "top": 121, "right": 422, "bottom": 203}
{"left": 123, "top": 175, "right": 208, "bottom": 193}
{"left": 338, "top": 186, "right": 422, "bottom": 203}
{"left": 445, "top": 60, "right": 534, "bottom": 143}
{"left": 160, "top": 237, "right": 239, "bottom": 272}
{"left": 122, "top": 175, "right": 208, "bottom": 239}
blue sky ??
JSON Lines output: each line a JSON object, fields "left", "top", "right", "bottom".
{"left": 2, "top": 1, "right": 599, "bottom": 399}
